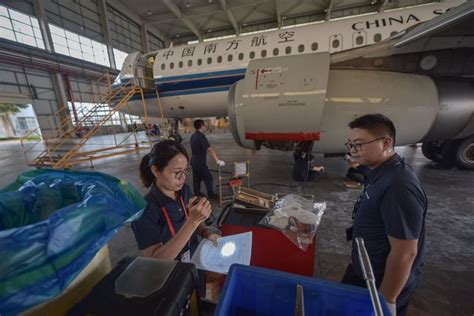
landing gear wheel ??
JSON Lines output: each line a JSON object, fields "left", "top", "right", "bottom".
{"left": 455, "top": 135, "right": 474, "bottom": 170}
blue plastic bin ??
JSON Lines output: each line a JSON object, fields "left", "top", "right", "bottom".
{"left": 214, "top": 264, "right": 389, "bottom": 316}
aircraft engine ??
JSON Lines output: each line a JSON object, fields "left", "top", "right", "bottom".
{"left": 228, "top": 53, "right": 474, "bottom": 157}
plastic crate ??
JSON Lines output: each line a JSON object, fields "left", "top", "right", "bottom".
{"left": 214, "top": 264, "right": 389, "bottom": 316}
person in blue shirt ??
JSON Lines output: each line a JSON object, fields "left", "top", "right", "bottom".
{"left": 190, "top": 119, "right": 225, "bottom": 198}
{"left": 132, "top": 140, "right": 219, "bottom": 264}
{"left": 292, "top": 151, "right": 324, "bottom": 181}
{"left": 342, "top": 114, "right": 427, "bottom": 316}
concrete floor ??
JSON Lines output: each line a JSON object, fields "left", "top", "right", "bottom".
{"left": 1, "top": 132, "right": 473, "bottom": 315}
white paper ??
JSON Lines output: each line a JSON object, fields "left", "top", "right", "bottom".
{"left": 191, "top": 232, "right": 252, "bottom": 274}
{"left": 234, "top": 162, "right": 247, "bottom": 176}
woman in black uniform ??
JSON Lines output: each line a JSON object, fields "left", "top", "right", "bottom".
{"left": 132, "top": 140, "right": 219, "bottom": 264}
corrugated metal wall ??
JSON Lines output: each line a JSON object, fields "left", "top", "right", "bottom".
{"left": 1, "top": 0, "right": 164, "bottom": 139}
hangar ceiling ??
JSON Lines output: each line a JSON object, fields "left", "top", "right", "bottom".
{"left": 117, "top": 0, "right": 438, "bottom": 44}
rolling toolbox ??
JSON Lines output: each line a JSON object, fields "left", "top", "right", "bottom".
{"left": 67, "top": 256, "right": 201, "bottom": 316}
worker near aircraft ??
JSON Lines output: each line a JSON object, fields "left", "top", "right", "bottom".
{"left": 342, "top": 114, "right": 427, "bottom": 316}
{"left": 132, "top": 140, "right": 220, "bottom": 294}
{"left": 190, "top": 119, "right": 225, "bottom": 199}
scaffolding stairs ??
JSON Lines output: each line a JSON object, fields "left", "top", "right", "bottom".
{"left": 27, "top": 80, "right": 147, "bottom": 169}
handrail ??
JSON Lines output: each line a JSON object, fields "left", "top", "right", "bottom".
{"left": 53, "top": 87, "right": 139, "bottom": 168}
{"left": 26, "top": 73, "right": 148, "bottom": 168}
{"left": 20, "top": 128, "right": 43, "bottom": 165}
{"left": 48, "top": 82, "right": 132, "bottom": 142}
{"left": 30, "top": 82, "right": 136, "bottom": 166}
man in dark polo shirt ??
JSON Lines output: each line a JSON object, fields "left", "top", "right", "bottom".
{"left": 342, "top": 114, "right": 427, "bottom": 316}
{"left": 190, "top": 119, "right": 225, "bottom": 198}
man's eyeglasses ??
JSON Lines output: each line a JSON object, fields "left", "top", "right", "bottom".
{"left": 173, "top": 167, "right": 192, "bottom": 179}
{"left": 345, "top": 137, "right": 386, "bottom": 152}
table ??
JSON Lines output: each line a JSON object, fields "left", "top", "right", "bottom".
{"left": 219, "top": 206, "right": 316, "bottom": 277}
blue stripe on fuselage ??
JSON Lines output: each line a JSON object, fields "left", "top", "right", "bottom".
{"left": 156, "top": 74, "right": 244, "bottom": 92}
{"left": 154, "top": 68, "right": 246, "bottom": 83}
{"left": 112, "top": 68, "right": 246, "bottom": 99}
{"left": 127, "top": 85, "right": 231, "bottom": 101}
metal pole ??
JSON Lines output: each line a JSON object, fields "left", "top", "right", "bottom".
{"left": 64, "top": 74, "right": 80, "bottom": 128}
{"left": 355, "top": 237, "right": 384, "bottom": 316}
{"left": 294, "top": 284, "right": 305, "bottom": 316}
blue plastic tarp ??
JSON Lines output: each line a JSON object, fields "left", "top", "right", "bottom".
{"left": 0, "top": 169, "right": 145, "bottom": 315}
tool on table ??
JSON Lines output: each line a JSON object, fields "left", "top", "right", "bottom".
{"left": 192, "top": 196, "right": 215, "bottom": 226}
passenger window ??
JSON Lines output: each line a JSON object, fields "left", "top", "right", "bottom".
{"left": 188, "top": 60, "right": 192, "bottom": 67}
{"left": 298, "top": 44, "right": 304, "bottom": 53}
{"left": 197, "top": 58, "right": 202, "bottom": 66}
{"left": 178, "top": 61, "right": 183, "bottom": 68}
{"left": 285, "top": 46, "right": 292, "bottom": 54}
{"left": 227, "top": 54, "right": 233, "bottom": 62}
{"left": 161, "top": 63, "right": 165, "bottom": 70}
{"left": 217, "top": 56, "right": 222, "bottom": 63}
{"left": 238, "top": 52, "right": 244, "bottom": 60}
{"left": 332, "top": 39, "right": 340, "bottom": 48}
{"left": 249, "top": 51, "right": 255, "bottom": 59}
{"left": 170, "top": 62, "right": 174, "bottom": 69}
{"left": 311, "top": 42, "right": 318, "bottom": 51}
{"left": 207, "top": 57, "right": 212, "bottom": 64}
{"left": 273, "top": 48, "right": 279, "bottom": 56}
{"left": 261, "top": 49, "right": 267, "bottom": 57}
{"left": 374, "top": 33, "right": 382, "bottom": 42}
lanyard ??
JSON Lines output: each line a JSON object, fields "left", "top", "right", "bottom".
{"left": 161, "top": 196, "right": 188, "bottom": 237}
{"left": 352, "top": 184, "right": 369, "bottom": 219}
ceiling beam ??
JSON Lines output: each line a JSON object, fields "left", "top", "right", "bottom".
{"left": 378, "top": 0, "right": 389, "bottom": 13}
{"left": 275, "top": 0, "right": 282, "bottom": 28}
{"left": 219, "top": 0, "right": 240, "bottom": 35}
{"left": 325, "top": 0, "right": 334, "bottom": 21}
{"left": 163, "top": 0, "right": 203, "bottom": 42}
{"left": 144, "top": 0, "right": 271, "bottom": 24}
{"left": 282, "top": 0, "right": 303, "bottom": 16}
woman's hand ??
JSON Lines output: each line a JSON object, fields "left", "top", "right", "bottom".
{"left": 188, "top": 197, "right": 212, "bottom": 226}
{"left": 206, "top": 232, "right": 221, "bottom": 247}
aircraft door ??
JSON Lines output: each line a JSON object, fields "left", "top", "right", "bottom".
{"left": 136, "top": 55, "right": 155, "bottom": 89}
{"left": 352, "top": 31, "right": 367, "bottom": 48}
{"left": 329, "top": 34, "right": 343, "bottom": 53}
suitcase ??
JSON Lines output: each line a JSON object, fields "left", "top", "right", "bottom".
{"left": 67, "top": 256, "right": 201, "bottom": 316}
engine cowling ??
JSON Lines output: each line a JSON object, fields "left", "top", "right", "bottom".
{"left": 228, "top": 53, "right": 474, "bottom": 153}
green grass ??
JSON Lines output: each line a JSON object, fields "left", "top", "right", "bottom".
{"left": 24, "top": 135, "right": 41, "bottom": 141}
{"left": 0, "top": 135, "right": 41, "bottom": 142}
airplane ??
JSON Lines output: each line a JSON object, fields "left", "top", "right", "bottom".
{"left": 114, "top": 0, "right": 474, "bottom": 170}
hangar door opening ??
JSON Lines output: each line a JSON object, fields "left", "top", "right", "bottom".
{"left": 0, "top": 87, "right": 39, "bottom": 139}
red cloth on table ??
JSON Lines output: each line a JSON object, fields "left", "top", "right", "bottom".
{"left": 221, "top": 224, "right": 316, "bottom": 277}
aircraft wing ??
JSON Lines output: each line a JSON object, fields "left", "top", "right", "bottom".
{"left": 395, "top": 0, "right": 474, "bottom": 48}
{"left": 331, "top": 0, "right": 474, "bottom": 63}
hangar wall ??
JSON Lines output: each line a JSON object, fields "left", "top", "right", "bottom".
{"left": 0, "top": 0, "right": 166, "bottom": 139}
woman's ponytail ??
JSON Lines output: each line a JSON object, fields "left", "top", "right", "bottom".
{"left": 139, "top": 153, "right": 154, "bottom": 188}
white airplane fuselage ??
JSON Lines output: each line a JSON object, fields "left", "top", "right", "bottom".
{"left": 118, "top": 0, "right": 464, "bottom": 119}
